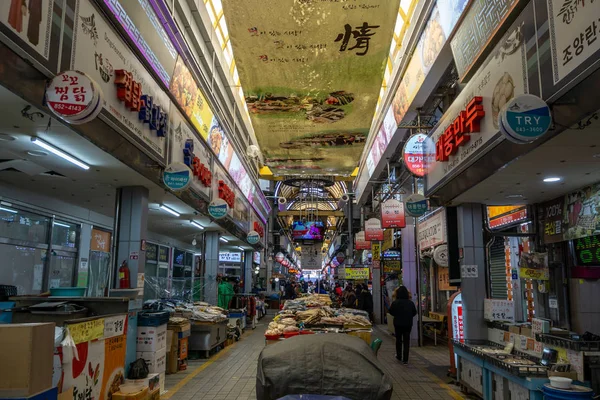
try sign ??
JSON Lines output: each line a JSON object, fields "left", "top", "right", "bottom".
{"left": 436, "top": 97, "right": 485, "bottom": 162}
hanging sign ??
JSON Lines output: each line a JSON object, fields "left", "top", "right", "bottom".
{"left": 355, "top": 231, "right": 371, "bottom": 250}
{"left": 451, "top": 293, "right": 464, "bottom": 343}
{"left": 520, "top": 267, "right": 550, "bottom": 280}
{"left": 365, "top": 218, "right": 384, "bottom": 241}
{"left": 247, "top": 231, "right": 260, "bottom": 245}
{"left": 345, "top": 268, "right": 370, "bottom": 280}
{"left": 487, "top": 206, "right": 528, "bottom": 229}
{"left": 335, "top": 252, "right": 346, "bottom": 265}
{"left": 433, "top": 244, "right": 449, "bottom": 267}
{"left": 405, "top": 194, "right": 428, "bottom": 217}
{"left": 402, "top": 133, "right": 436, "bottom": 177}
{"left": 163, "top": 162, "right": 192, "bottom": 191}
{"left": 45, "top": 71, "right": 103, "bottom": 124}
{"left": 275, "top": 252, "right": 285, "bottom": 263}
{"left": 417, "top": 208, "right": 446, "bottom": 249}
{"left": 381, "top": 199, "right": 406, "bottom": 228}
{"left": 371, "top": 243, "right": 381, "bottom": 261}
{"left": 499, "top": 95, "right": 552, "bottom": 144}
{"left": 208, "top": 198, "right": 229, "bottom": 219}
{"left": 219, "top": 252, "right": 242, "bottom": 263}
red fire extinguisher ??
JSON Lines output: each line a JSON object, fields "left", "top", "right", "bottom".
{"left": 118, "top": 260, "right": 130, "bottom": 289}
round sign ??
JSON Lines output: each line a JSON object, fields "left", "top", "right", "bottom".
{"left": 247, "top": 231, "right": 260, "bottom": 245}
{"left": 433, "top": 244, "right": 449, "bottom": 267}
{"left": 499, "top": 94, "right": 552, "bottom": 144}
{"left": 208, "top": 198, "right": 228, "bottom": 219}
{"left": 405, "top": 194, "right": 428, "bottom": 217}
{"left": 46, "top": 71, "right": 104, "bottom": 124}
{"left": 281, "top": 259, "right": 290, "bottom": 267}
{"left": 402, "top": 133, "right": 436, "bottom": 177}
{"left": 275, "top": 252, "right": 285, "bottom": 263}
{"left": 163, "top": 163, "right": 192, "bottom": 191}
{"left": 335, "top": 252, "right": 346, "bottom": 264}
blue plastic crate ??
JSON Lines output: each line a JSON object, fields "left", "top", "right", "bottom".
{"left": 137, "top": 311, "right": 170, "bottom": 327}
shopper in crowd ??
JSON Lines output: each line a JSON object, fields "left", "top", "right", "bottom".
{"left": 284, "top": 281, "right": 296, "bottom": 300}
{"left": 358, "top": 284, "right": 374, "bottom": 321}
{"left": 355, "top": 283, "right": 363, "bottom": 299}
{"left": 389, "top": 286, "right": 417, "bottom": 364}
{"left": 295, "top": 283, "right": 302, "bottom": 297}
{"left": 343, "top": 287, "right": 357, "bottom": 308}
{"left": 334, "top": 282, "right": 343, "bottom": 297}
{"left": 218, "top": 276, "right": 235, "bottom": 309}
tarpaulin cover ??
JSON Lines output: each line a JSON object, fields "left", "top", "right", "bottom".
{"left": 257, "top": 334, "right": 393, "bottom": 400}
{"left": 277, "top": 396, "right": 351, "bottom": 400}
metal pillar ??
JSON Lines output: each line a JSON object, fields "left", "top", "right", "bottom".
{"left": 244, "top": 250, "right": 253, "bottom": 293}
{"left": 114, "top": 186, "right": 148, "bottom": 289}
{"left": 204, "top": 231, "right": 220, "bottom": 304}
{"left": 402, "top": 222, "right": 419, "bottom": 346}
{"left": 457, "top": 203, "right": 488, "bottom": 340}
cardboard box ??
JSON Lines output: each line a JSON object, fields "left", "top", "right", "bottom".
{"left": 166, "top": 331, "right": 173, "bottom": 352}
{"left": 158, "top": 372, "right": 165, "bottom": 395}
{"left": 0, "top": 387, "right": 58, "bottom": 400}
{"left": 508, "top": 325, "right": 521, "bottom": 335}
{"left": 136, "top": 347, "right": 166, "bottom": 374}
{"left": 166, "top": 350, "right": 178, "bottom": 375}
{"left": 136, "top": 324, "right": 167, "bottom": 352}
{"left": 0, "top": 323, "right": 55, "bottom": 398}
{"left": 124, "top": 373, "right": 161, "bottom": 392}
{"left": 167, "top": 322, "right": 191, "bottom": 339}
{"left": 520, "top": 327, "right": 532, "bottom": 338}
{"left": 112, "top": 387, "right": 148, "bottom": 400}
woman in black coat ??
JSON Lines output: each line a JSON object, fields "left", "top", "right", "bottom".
{"left": 388, "top": 286, "right": 416, "bottom": 364}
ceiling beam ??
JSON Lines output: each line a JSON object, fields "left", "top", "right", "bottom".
{"left": 278, "top": 211, "right": 345, "bottom": 217}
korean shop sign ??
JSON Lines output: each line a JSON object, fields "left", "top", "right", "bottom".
{"left": 435, "top": 97, "right": 485, "bottom": 162}
{"left": 539, "top": 197, "right": 565, "bottom": 244}
{"left": 417, "top": 208, "right": 446, "bottom": 249}
{"left": 46, "top": 71, "right": 103, "bottom": 124}
{"left": 484, "top": 299, "right": 515, "bottom": 322}
{"left": 183, "top": 139, "right": 212, "bottom": 187}
{"left": 163, "top": 163, "right": 192, "bottom": 191}
{"left": 547, "top": 0, "right": 600, "bottom": 84}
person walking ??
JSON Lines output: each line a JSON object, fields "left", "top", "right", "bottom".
{"left": 358, "top": 284, "right": 374, "bottom": 322}
{"left": 389, "top": 286, "right": 416, "bottom": 364}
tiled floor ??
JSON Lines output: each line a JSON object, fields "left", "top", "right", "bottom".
{"left": 163, "top": 316, "right": 468, "bottom": 400}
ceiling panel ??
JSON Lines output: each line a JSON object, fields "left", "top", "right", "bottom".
{"left": 222, "top": 0, "right": 399, "bottom": 176}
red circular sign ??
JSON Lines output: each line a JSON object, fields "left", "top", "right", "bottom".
{"left": 46, "top": 71, "right": 103, "bottom": 124}
{"left": 275, "top": 252, "right": 285, "bottom": 263}
{"left": 402, "top": 133, "right": 435, "bottom": 177}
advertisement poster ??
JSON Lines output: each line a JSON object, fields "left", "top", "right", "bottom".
{"left": 345, "top": 268, "right": 370, "bottom": 280}
{"left": 365, "top": 218, "right": 384, "bottom": 241}
{"left": 539, "top": 183, "right": 600, "bottom": 243}
{"left": 70, "top": 0, "right": 168, "bottom": 162}
{"left": 222, "top": 0, "right": 398, "bottom": 176}
{"left": 547, "top": 0, "right": 600, "bottom": 84}
{"left": 425, "top": 18, "right": 529, "bottom": 192}
{"left": 382, "top": 228, "right": 394, "bottom": 251}
{"left": 381, "top": 199, "right": 406, "bottom": 229}
{"left": 99, "top": 336, "right": 126, "bottom": 400}
{"left": 169, "top": 106, "right": 213, "bottom": 199}
{"left": 0, "top": 0, "right": 53, "bottom": 59}
{"left": 438, "top": 267, "right": 457, "bottom": 291}
{"left": 61, "top": 340, "right": 105, "bottom": 400}
{"left": 417, "top": 208, "right": 447, "bottom": 249}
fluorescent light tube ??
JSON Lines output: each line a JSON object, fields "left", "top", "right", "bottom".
{"left": 191, "top": 221, "right": 204, "bottom": 230}
{"left": 54, "top": 222, "right": 71, "bottom": 228}
{"left": 160, "top": 204, "right": 180, "bottom": 217}
{"left": 220, "top": 237, "right": 229, "bottom": 243}
{"left": 31, "top": 137, "right": 90, "bottom": 170}
{"left": 0, "top": 206, "right": 17, "bottom": 213}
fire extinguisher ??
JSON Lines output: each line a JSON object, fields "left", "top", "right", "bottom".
{"left": 118, "top": 260, "right": 130, "bottom": 289}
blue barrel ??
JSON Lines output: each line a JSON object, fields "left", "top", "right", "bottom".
{"left": 542, "top": 384, "right": 594, "bottom": 399}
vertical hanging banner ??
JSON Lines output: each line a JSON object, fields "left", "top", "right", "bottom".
{"left": 381, "top": 199, "right": 406, "bottom": 228}
{"left": 365, "top": 218, "right": 384, "bottom": 241}
{"left": 371, "top": 243, "right": 381, "bottom": 261}
{"left": 221, "top": 0, "right": 398, "bottom": 175}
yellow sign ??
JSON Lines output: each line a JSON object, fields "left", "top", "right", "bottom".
{"left": 371, "top": 243, "right": 381, "bottom": 261}
{"left": 520, "top": 267, "right": 549, "bottom": 281}
{"left": 222, "top": 0, "right": 399, "bottom": 175}
{"left": 384, "top": 260, "right": 402, "bottom": 273}
{"left": 68, "top": 318, "right": 105, "bottom": 344}
{"left": 382, "top": 229, "right": 393, "bottom": 251}
{"left": 345, "top": 268, "right": 369, "bottom": 280}
{"left": 487, "top": 205, "right": 524, "bottom": 220}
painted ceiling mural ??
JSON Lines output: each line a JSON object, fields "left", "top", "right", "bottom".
{"left": 222, "top": 0, "right": 399, "bottom": 176}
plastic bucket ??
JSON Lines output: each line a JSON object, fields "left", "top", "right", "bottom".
{"left": 542, "top": 384, "right": 594, "bottom": 399}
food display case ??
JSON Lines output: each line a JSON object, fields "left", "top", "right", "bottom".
{"left": 189, "top": 320, "right": 228, "bottom": 358}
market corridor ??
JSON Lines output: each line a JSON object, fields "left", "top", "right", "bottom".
{"left": 163, "top": 318, "right": 466, "bottom": 400}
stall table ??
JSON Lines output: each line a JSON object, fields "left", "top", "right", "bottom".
{"left": 422, "top": 316, "right": 445, "bottom": 346}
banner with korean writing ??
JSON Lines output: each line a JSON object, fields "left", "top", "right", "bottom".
{"left": 484, "top": 299, "right": 515, "bottom": 322}
{"left": 382, "top": 228, "right": 394, "bottom": 251}
{"left": 381, "top": 199, "right": 406, "bottom": 228}
{"left": 365, "top": 218, "right": 384, "bottom": 241}
{"left": 417, "top": 208, "right": 446, "bottom": 249}
{"left": 547, "top": 0, "right": 600, "bottom": 85}
{"left": 345, "top": 268, "right": 370, "bottom": 280}
{"left": 68, "top": 318, "right": 105, "bottom": 344}
{"left": 425, "top": 14, "right": 529, "bottom": 193}
{"left": 355, "top": 231, "right": 371, "bottom": 250}
{"left": 71, "top": 0, "right": 168, "bottom": 163}
{"left": 438, "top": 267, "right": 457, "bottom": 291}
{"left": 371, "top": 243, "right": 381, "bottom": 261}
{"left": 222, "top": 0, "right": 398, "bottom": 176}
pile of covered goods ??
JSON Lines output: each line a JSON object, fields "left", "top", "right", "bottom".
{"left": 265, "top": 294, "right": 372, "bottom": 343}
{"left": 143, "top": 300, "right": 228, "bottom": 323}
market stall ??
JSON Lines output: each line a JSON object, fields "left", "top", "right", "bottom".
{"left": 264, "top": 294, "right": 373, "bottom": 345}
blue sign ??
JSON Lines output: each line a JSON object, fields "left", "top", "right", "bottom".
{"left": 208, "top": 198, "right": 228, "bottom": 219}
{"left": 163, "top": 163, "right": 192, "bottom": 191}
{"left": 500, "top": 94, "right": 552, "bottom": 144}
{"left": 405, "top": 194, "right": 428, "bottom": 217}
{"left": 247, "top": 230, "right": 260, "bottom": 245}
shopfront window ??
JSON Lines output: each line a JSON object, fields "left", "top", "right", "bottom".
{"left": 0, "top": 206, "right": 49, "bottom": 243}
{"left": 52, "top": 220, "right": 79, "bottom": 248}
{"left": 48, "top": 250, "right": 77, "bottom": 288}
{"left": 0, "top": 245, "right": 46, "bottom": 295}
